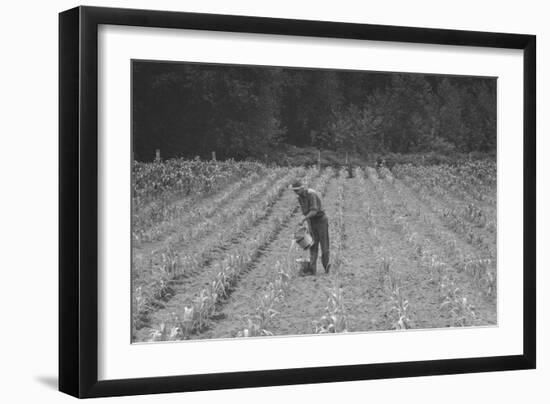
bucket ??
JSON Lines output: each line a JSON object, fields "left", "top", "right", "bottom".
{"left": 296, "top": 258, "right": 311, "bottom": 273}
{"left": 294, "top": 226, "right": 313, "bottom": 250}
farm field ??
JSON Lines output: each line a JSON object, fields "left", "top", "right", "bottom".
{"left": 132, "top": 158, "right": 497, "bottom": 342}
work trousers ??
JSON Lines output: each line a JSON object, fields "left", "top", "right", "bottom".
{"left": 308, "top": 213, "right": 330, "bottom": 274}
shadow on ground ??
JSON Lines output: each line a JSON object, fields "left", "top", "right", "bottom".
{"left": 35, "top": 375, "right": 58, "bottom": 390}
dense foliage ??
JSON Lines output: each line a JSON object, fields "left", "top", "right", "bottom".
{"left": 133, "top": 157, "right": 264, "bottom": 203}
{"left": 133, "top": 160, "right": 497, "bottom": 340}
{"left": 132, "top": 158, "right": 265, "bottom": 238}
{"left": 133, "top": 62, "right": 496, "bottom": 161}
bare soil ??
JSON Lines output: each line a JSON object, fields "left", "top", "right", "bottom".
{"left": 134, "top": 167, "right": 496, "bottom": 342}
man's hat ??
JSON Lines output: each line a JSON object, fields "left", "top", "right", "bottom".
{"left": 290, "top": 181, "right": 305, "bottom": 191}
{"left": 290, "top": 180, "right": 305, "bottom": 190}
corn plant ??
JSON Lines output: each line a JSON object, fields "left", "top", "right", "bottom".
{"left": 354, "top": 167, "right": 376, "bottom": 231}
{"left": 133, "top": 168, "right": 314, "bottom": 329}
{"left": 377, "top": 256, "right": 392, "bottom": 287}
{"left": 439, "top": 274, "right": 477, "bottom": 327}
{"left": 407, "top": 232, "right": 425, "bottom": 258}
{"left": 329, "top": 169, "right": 347, "bottom": 272}
{"left": 135, "top": 171, "right": 265, "bottom": 244}
{"left": 427, "top": 256, "right": 447, "bottom": 284}
{"left": 132, "top": 286, "right": 154, "bottom": 330}
{"left": 133, "top": 158, "right": 267, "bottom": 244}
{"left": 376, "top": 258, "right": 412, "bottom": 330}
{"left": 389, "top": 172, "right": 496, "bottom": 301}
{"left": 393, "top": 164, "right": 496, "bottom": 256}
{"left": 159, "top": 246, "right": 180, "bottom": 276}
{"left": 237, "top": 313, "right": 277, "bottom": 338}
{"left": 313, "top": 285, "right": 348, "bottom": 334}
{"left": 242, "top": 287, "right": 281, "bottom": 337}
{"left": 238, "top": 257, "right": 295, "bottom": 338}
{"left": 388, "top": 282, "right": 411, "bottom": 330}
{"left": 237, "top": 170, "right": 336, "bottom": 338}
{"left": 148, "top": 313, "right": 184, "bottom": 342}
{"left": 462, "top": 258, "right": 496, "bottom": 298}
{"left": 393, "top": 161, "right": 496, "bottom": 206}
{"left": 133, "top": 157, "right": 264, "bottom": 207}
{"left": 312, "top": 169, "right": 349, "bottom": 333}
{"left": 171, "top": 169, "right": 334, "bottom": 339}
{"left": 485, "top": 270, "right": 497, "bottom": 297}
{"left": 378, "top": 166, "right": 395, "bottom": 183}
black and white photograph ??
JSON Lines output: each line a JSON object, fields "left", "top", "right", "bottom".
{"left": 0, "top": 0, "right": 543, "bottom": 401}
{"left": 131, "top": 60, "right": 497, "bottom": 343}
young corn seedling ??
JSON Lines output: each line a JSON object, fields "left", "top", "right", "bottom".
{"left": 134, "top": 168, "right": 310, "bottom": 321}
{"left": 184, "top": 170, "right": 332, "bottom": 337}
{"left": 144, "top": 168, "right": 332, "bottom": 342}
{"left": 150, "top": 272, "right": 171, "bottom": 301}
{"left": 148, "top": 312, "right": 184, "bottom": 342}
{"left": 439, "top": 275, "right": 477, "bottom": 327}
{"left": 379, "top": 263, "right": 412, "bottom": 330}
{"left": 132, "top": 286, "right": 154, "bottom": 330}
{"left": 464, "top": 258, "right": 493, "bottom": 283}
{"left": 313, "top": 286, "right": 348, "bottom": 334}
{"left": 485, "top": 270, "right": 496, "bottom": 297}
{"left": 406, "top": 232, "right": 424, "bottom": 258}
{"left": 192, "top": 287, "right": 216, "bottom": 331}
{"left": 237, "top": 282, "right": 282, "bottom": 338}
{"left": 428, "top": 257, "right": 447, "bottom": 284}
{"left": 148, "top": 322, "right": 170, "bottom": 342}
{"left": 377, "top": 257, "right": 392, "bottom": 288}
{"left": 389, "top": 284, "right": 411, "bottom": 330}
{"left": 329, "top": 169, "right": 347, "bottom": 272}
{"left": 238, "top": 255, "right": 297, "bottom": 338}
{"left": 160, "top": 245, "right": 180, "bottom": 276}
{"left": 237, "top": 312, "right": 277, "bottom": 338}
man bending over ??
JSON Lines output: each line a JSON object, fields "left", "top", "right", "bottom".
{"left": 291, "top": 180, "right": 330, "bottom": 275}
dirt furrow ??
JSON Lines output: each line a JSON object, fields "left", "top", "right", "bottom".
{"left": 361, "top": 171, "right": 452, "bottom": 329}
{"left": 133, "top": 170, "right": 268, "bottom": 246}
{"left": 380, "top": 177, "right": 497, "bottom": 325}
{"left": 133, "top": 168, "right": 290, "bottom": 273}
{"left": 194, "top": 171, "right": 335, "bottom": 339}
{"left": 333, "top": 174, "right": 387, "bottom": 332}
{"left": 395, "top": 174, "right": 496, "bottom": 258}
{"left": 259, "top": 176, "right": 342, "bottom": 336}
{"left": 135, "top": 170, "right": 324, "bottom": 340}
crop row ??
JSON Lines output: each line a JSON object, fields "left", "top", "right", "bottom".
{"left": 133, "top": 167, "right": 307, "bottom": 331}
{"left": 133, "top": 169, "right": 267, "bottom": 244}
{"left": 386, "top": 163, "right": 496, "bottom": 297}
{"left": 383, "top": 167, "right": 496, "bottom": 299}
{"left": 152, "top": 167, "right": 306, "bottom": 278}
{"left": 133, "top": 157, "right": 265, "bottom": 204}
{"left": 365, "top": 166, "right": 481, "bottom": 329}
{"left": 134, "top": 167, "right": 303, "bottom": 281}
{"left": 236, "top": 168, "right": 338, "bottom": 338}
{"left": 231, "top": 168, "right": 335, "bottom": 338}
{"left": 374, "top": 169, "right": 491, "bottom": 325}
{"left": 314, "top": 168, "right": 349, "bottom": 334}
{"left": 393, "top": 162, "right": 496, "bottom": 206}
{"left": 147, "top": 168, "right": 334, "bottom": 341}
{"left": 355, "top": 168, "right": 412, "bottom": 330}
{"left": 135, "top": 168, "right": 289, "bottom": 247}
{"left": 393, "top": 165, "right": 496, "bottom": 233}
{"left": 132, "top": 159, "right": 267, "bottom": 242}
{"left": 399, "top": 222, "right": 479, "bottom": 327}
{"left": 389, "top": 169, "right": 495, "bottom": 258}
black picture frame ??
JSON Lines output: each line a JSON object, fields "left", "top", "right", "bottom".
{"left": 59, "top": 5, "right": 536, "bottom": 399}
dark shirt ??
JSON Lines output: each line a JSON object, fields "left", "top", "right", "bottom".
{"left": 298, "top": 189, "right": 324, "bottom": 218}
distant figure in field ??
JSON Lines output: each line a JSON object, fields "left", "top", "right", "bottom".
{"left": 291, "top": 181, "right": 331, "bottom": 275}
{"left": 376, "top": 156, "right": 395, "bottom": 170}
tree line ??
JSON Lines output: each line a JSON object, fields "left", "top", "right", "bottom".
{"left": 132, "top": 61, "right": 496, "bottom": 162}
